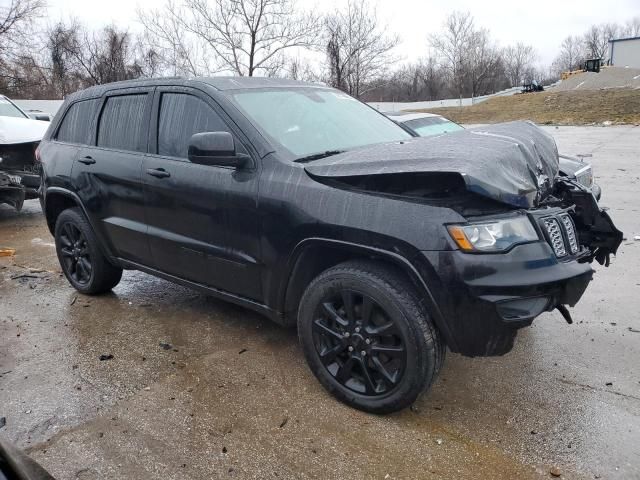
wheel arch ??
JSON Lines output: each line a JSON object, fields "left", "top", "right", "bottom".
{"left": 280, "top": 238, "right": 457, "bottom": 351}
{"left": 43, "top": 187, "right": 117, "bottom": 263}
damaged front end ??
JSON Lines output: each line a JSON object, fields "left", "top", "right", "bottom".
{"left": 0, "top": 171, "right": 25, "bottom": 211}
{"left": 539, "top": 178, "right": 623, "bottom": 266}
{"left": 304, "top": 121, "right": 623, "bottom": 355}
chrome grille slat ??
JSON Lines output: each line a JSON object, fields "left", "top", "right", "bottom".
{"left": 559, "top": 214, "right": 579, "bottom": 254}
{"left": 543, "top": 217, "right": 567, "bottom": 257}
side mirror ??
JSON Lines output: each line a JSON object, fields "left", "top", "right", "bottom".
{"left": 35, "top": 114, "right": 51, "bottom": 122}
{"left": 187, "top": 132, "right": 248, "bottom": 168}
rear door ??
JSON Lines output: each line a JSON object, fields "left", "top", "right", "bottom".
{"left": 71, "top": 87, "right": 154, "bottom": 265}
{"left": 143, "top": 87, "right": 262, "bottom": 301}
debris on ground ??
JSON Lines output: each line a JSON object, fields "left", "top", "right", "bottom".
{"left": 435, "top": 439, "right": 443, "bottom": 445}
{"left": 99, "top": 354, "right": 114, "bottom": 361}
{"left": 0, "top": 417, "right": 6, "bottom": 429}
{"left": 549, "top": 466, "right": 562, "bottom": 477}
{"left": 159, "top": 342, "right": 173, "bottom": 350}
{"left": 279, "top": 417, "right": 288, "bottom": 428}
{"left": 238, "top": 348, "right": 248, "bottom": 354}
{"left": 0, "top": 248, "right": 15, "bottom": 256}
{"left": 628, "top": 327, "right": 640, "bottom": 333}
{"left": 605, "top": 382, "right": 613, "bottom": 386}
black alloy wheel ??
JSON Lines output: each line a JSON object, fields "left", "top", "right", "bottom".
{"left": 312, "top": 289, "right": 407, "bottom": 396}
{"left": 58, "top": 222, "right": 92, "bottom": 285}
{"left": 54, "top": 207, "right": 123, "bottom": 294}
{"left": 298, "top": 260, "right": 444, "bottom": 414}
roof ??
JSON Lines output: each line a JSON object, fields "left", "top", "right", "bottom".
{"left": 383, "top": 111, "right": 442, "bottom": 121}
{"left": 66, "top": 76, "right": 328, "bottom": 102}
{"left": 608, "top": 36, "right": 640, "bottom": 43}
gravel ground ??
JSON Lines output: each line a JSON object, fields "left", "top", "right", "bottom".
{"left": 0, "top": 125, "right": 639, "bottom": 480}
{"left": 551, "top": 67, "right": 640, "bottom": 92}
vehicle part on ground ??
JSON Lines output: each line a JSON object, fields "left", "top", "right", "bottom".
{"left": 298, "top": 260, "right": 444, "bottom": 413}
{"left": 54, "top": 208, "right": 122, "bottom": 294}
{"left": 0, "top": 437, "right": 56, "bottom": 480}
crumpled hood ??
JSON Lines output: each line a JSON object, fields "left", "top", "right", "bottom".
{"left": 0, "top": 116, "right": 49, "bottom": 144}
{"left": 305, "top": 121, "right": 560, "bottom": 208}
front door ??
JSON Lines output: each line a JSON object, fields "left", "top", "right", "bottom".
{"left": 71, "top": 88, "right": 154, "bottom": 265}
{"left": 142, "top": 88, "right": 262, "bottom": 301}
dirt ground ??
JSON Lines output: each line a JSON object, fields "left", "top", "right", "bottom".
{"left": 416, "top": 88, "right": 640, "bottom": 125}
{"left": 1, "top": 126, "right": 639, "bottom": 480}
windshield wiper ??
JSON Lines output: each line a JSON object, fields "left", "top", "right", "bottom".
{"left": 293, "top": 150, "right": 345, "bottom": 163}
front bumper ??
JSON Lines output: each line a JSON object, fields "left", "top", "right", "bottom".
{"left": 418, "top": 241, "right": 594, "bottom": 357}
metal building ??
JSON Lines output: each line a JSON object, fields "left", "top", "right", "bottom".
{"left": 608, "top": 36, "right": 640, "bottom": 69}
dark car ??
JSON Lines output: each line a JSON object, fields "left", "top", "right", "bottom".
{"left": 38, "top": 78, "right": 622, "bottom": 413}
{"left": 386, "top": 111, "right": 602, "bottom": 200}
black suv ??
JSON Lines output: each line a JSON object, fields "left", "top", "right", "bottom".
{"left": 38, "top": 78, "right": 622, "bottom": 413}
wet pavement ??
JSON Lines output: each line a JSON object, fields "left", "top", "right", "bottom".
{"left": 1, "top": 125, "right": 639, "bottom": 479}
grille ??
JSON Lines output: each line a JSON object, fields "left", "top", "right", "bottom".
{"left": 559, "top": 214, "right": 579, "bottom": 254}
{"left": 543, "top": 218, "right": 567, "bottom": 257}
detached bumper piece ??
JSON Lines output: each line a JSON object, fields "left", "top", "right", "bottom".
{"left": 0, "top": 172, "right": 25, "bottom": 211}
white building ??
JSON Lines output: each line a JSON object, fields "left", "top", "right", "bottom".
{"left": 608, "top": 36, "right": 640, "bottom": 69}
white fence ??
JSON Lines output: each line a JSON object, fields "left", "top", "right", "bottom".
{"left": 14, "top": 100, "right": 64, "bottom": 116}
{"left": 368, "top": 86, "right": 522, "bottom": 112}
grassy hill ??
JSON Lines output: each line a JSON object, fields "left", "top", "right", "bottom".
{"left": 412, "top": 88, "right": 640, "bottom": 125}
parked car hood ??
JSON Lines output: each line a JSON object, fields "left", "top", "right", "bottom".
{"left": 305, "top": 121, "right": 560, "bottom": 208}
{"left": 0, "top": 116, "right": 49, "bottom": 144}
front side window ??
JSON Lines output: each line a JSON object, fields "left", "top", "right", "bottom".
{"left": 230, "top": 88, "right": 411, "bottom": 159}
{"left": 157, "top": 93, "right": 230, "bottom": 158}
{"left": 57, "top": 99, "right": 99, "bottom": 145}
{"left": 97, "top": 94, "right": 148, "bottom": 152}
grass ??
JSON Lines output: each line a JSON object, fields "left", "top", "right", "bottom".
{"left": 411, "top": 88, "right": 640, "bottom": 125}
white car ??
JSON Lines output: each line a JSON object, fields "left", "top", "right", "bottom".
{"left": 0, "top": 95, "right": 49, "bottom": 210}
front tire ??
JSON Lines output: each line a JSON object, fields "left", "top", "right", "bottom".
{"left": 298, "top": 260, "right": 444, "bottom": 414}
{"left": 54, "top": 207, "right": 122, "bottom": 294}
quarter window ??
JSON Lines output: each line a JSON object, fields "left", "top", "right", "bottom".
{"left": 157, "top": 93, "right": 231, "bottom": 158}
{"left": 56, "top": 99, "right": 99, "bottom": 145}
{"left": 97, "top": 94, "right": 148, "bottom": 152}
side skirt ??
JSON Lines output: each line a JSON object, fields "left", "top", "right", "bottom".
{"left": 117, "top": 258, "right": 285, "bottom": 325}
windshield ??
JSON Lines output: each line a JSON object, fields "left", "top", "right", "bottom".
{"left": 404, "top": 117, "right": 464, "bottom": 137}
{"left": 231, "top": 88, "right": 411, "bottom": 158}
{"left": 0, "top": 96, "right": 28, "bottom": 119}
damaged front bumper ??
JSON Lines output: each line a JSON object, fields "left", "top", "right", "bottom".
{"left": 420, "top": 195, "right": 622, "bottom": 357}
{"left": 0, "top": 172, "right": 25, "bottom": 211}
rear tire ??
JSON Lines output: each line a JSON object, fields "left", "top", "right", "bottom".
{"left": 54, "top": 207, "right": 122, "bottom": 294}
{"left": 298, "top": 260, "right": 444, "bottom": 414}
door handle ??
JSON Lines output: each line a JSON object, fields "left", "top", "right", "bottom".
{"left": 146, "top": 168, "right": 170, "bottom": 179}
{"left": 78, "top": 156, "right": 95, "bottom": 165}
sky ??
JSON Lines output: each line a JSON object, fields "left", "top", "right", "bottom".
{"left": 46, "top": 0, "right": 640, "bottom": 68}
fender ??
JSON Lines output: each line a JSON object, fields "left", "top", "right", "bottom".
{"left": 44, "top": 186, "right": 121, "bottom": 266}
{"left": 281, "top": 237, "right": 459, "bottom": 351}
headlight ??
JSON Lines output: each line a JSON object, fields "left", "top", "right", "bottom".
{"left": 447, "top": 216, "right": 539, "bottom": 252}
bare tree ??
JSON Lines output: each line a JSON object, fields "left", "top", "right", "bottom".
{"left": 137, "top": 1, "right": 212, "bottom": 76}
{"left": 503, "top": 43, "right": 537, "bottom": 87}
{"left": 583, "top": 23, "right": 619, "bottom": 60}
{"left": 139, "top": 0, "right": 320, "bottom": 77}
{"left": 622, "top": 16, "right": 640, "bottom": 37}
{"left": 324, "top": 0, "right": 399, "bottom": 98}
{"left": 0, "top": 0, "right": 44, "bottom": 56}
{"left": 465, "top": 28, "right": 502, "bottom": 97}
{"left": 428, "top": 11, "right": 475, "bottom": 98}
{"left": 552, "top": 35, "right": 585, "bottom": 75}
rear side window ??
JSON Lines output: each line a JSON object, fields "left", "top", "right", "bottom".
{"left": 56, "top": 99, "right": 99, "bottom": 144}
{"left": 157, "top": 93, "right": 230, "bottom": 158}
{"left": 97, "top": 94, "right": 148, "bottom": 152}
